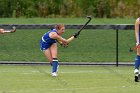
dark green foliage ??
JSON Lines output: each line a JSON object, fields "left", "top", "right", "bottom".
{"left": 0, "top": 0, "right": 139, "bottom": 18}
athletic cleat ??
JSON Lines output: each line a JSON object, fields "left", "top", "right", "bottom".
{"left": 52, "top": 72, "right": 57, "bottom": 77}
{"left": 135, "top": 76, "right": 139, "bottom": 82}
{"left": 139, "top": 74, "right": 140, "bottom": 79}
{"left": 134, "top": 69, "right": 139, "bottom": 74}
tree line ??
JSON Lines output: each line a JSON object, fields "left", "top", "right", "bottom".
{"left": 0, "top": 0, "right": 139, "bottom": 18}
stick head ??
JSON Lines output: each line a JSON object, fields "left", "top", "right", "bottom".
{"left": 87, "top": 16, "right": 91, "bottom": 19}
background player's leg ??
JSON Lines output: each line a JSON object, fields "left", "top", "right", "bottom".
{"left": 134, "top": 48, "right": 140, "bottom": 82}
{"left": 134, "top": 55, "right": 140, "bottom": 70}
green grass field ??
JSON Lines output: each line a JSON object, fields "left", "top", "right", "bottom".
{"left": 0, "top": 18, "right": 136, "bottom": 24}
{"left": 0, "top": 18, "right": 139, "bottom": 93}
{"left": 0, "top": 65, "right": 139, "bottom": 93}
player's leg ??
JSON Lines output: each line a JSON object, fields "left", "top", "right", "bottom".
{"left": 43, "top": 49, "right": 53, "bottom": 65}
{"left": 40, "top": 40, "right": 53, "bottom": 65}
{"left": 50, "top": 43, "right": 59, "bottom": 76}
{"left": 134, "top": 48, "right": 140, "bottom": 82}
{"left": 44, "top": 48, "right": 58, "bottom": 77}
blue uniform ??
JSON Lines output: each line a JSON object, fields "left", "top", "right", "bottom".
{"left": 40, "top": 29, "right": 57, "bottom": 51}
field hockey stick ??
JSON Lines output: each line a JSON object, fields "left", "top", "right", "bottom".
{"left": 3, "top": 26, "right": 16, "bottom": 33}
{"left": 73, "top": 16, "right": 92, "bottom": 38}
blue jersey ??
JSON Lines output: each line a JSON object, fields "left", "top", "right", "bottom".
{"left": 40, "top": 29, "right": 57, "bottom": 51}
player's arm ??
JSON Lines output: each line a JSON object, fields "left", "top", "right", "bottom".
{"left": 135, "top": 18, "right": 140, "bottom": 46}
{"left": 56, "top": 40, "right": 66, "bottom": 47}
{"left": 50, "top": 32, "right": 74, "bottom": 44}
{"left": 56, "top": 40, "right": 63, "bottom": 45}
{"left": 56, "top": 40, "right": 68, "bottom": 48}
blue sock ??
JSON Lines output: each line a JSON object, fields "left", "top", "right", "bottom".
{"left": 52, "top": 58, "right": 58, "bottom": 73}
{"left": 135, "top": 55, "right": 140, "bottom": 69}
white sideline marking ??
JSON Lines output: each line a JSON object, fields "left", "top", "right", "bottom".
{"left": 51, "top": 86, "right": 130, "bottom": 91}
{"left": 0, "top": 70, "right": 97, "bottom": 74}
{"left": 60, "top": 70, "right": 95, "bottom": 73}
{"left": 0, "top": 85, "right": 130, "bottom": 93}
{"left": 0, "top": 70, "right": 94, "bottom": 73}
{"left": 52, "top": 87, "right": 95, "bottom": 91}
{"left": 0, "top": 70, "right": 39, "bottom": 73}
{"left": 0, "top": 70, "right": 129, "bottom": 74}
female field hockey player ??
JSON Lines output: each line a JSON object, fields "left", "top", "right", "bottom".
{"left": 0, "top": 27, "right": 16, "bottom": 34}
{"left": 40, "top": 24, "right": 79, "bottom": 77}
{"left": 134, "top": 17, "right": 140, "bottom": 82}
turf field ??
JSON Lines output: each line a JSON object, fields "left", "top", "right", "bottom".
{"left": 0, "top": 18, "right": 139, "bottom": 93}
{"left": 0, "top": 65, "right": 139, "bottom": 93}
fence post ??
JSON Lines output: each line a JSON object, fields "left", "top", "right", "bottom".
{"left": 116, "top": 26, "right": 119, "bottom": 67}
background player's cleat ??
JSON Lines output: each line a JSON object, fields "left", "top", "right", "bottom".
{"left": 139, "top": 74, "right": 140, "bottom": 79}
{"left": 135, "top": 76, "right": 139, "bottom": 82}
{"left": 52, "top": 72, "right": 57, "bottom": 77}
